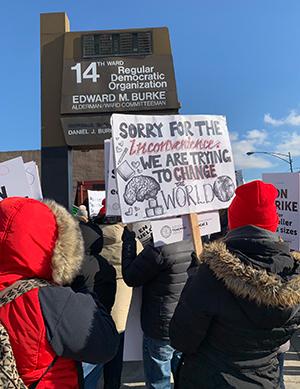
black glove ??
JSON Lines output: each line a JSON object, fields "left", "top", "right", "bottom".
{"left": 122, "top": 226, "right": 136, "bottom": 242}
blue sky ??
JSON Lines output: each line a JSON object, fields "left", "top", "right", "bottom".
{"left": 1, "top": 0, "right": 300, "bottom": 181}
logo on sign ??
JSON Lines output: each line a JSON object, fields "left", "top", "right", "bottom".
{"left": 160, "top": 225, "right": 172, "bottom": 239}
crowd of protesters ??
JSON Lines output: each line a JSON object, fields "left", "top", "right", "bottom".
{"left": 0, "top": 180, "right": 300, "bottom": 389}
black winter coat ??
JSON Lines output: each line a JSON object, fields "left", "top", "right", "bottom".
{"left": 122, "top": 227, "right": 194, "bottom": 340}
{"left": 72, "top": 221, "right": 117, "bottom": 312}
{"left": 170, "top": 225, "right": 300, "bottom": 389}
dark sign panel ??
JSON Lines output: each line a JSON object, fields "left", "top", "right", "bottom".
{"left": 61, "top": 56, "right": 179, "bottom": 114}
{"left": 61, "top": 116, "right": 111, "bottom": 146}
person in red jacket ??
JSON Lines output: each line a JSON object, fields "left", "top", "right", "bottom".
{"left": 0, "top": 197, "right": 119, "bottom": 389}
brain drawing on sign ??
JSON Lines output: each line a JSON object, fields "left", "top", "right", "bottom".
{"left": 111, "top": 114, "right": 236, "bottom": 223}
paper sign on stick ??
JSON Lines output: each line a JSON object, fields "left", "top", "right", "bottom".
{"left": 152, "top": 211, "right": 221, "bottom": 247}
{"left": 24, "top": 161, "right": 43, "bottom": 200}
{"left": 111, "top": 114, "right": 236, "bottom": 223}
{"left": 104, "top": 139, "right": 110, "bottom": 197}
{"left": 105, "top": 139, "right": 121, "bottom": 216}
{"left": 0, "top": 157, "right": 31, "bottom": 200}
{"left": 87, "top": 190, "right": 106, "bottom": 218}
{"left": 263, "top": 173, "right": 300, "bottom": 251}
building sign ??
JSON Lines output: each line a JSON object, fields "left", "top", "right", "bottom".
{"left": 61, "top": 116, "right": 111, "bottom": 146}
{"left": 61, "top": 56, "right": 179, "bottom": 114}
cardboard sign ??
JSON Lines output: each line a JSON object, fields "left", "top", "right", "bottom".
{"left": 24, "top": 161, "right": 43, "bottom": 200}
{"left": 0, "top": 157, "right": 32, "bottom": 200}
{"left": 123, "top": 288, "right": 143, "bottom": 361}
{"left": 105, "top": 139, "right": 121, "bottom": 216}
{"left": 111, "top": 114, "right": 236, "bottom": 223}
{"left": 87, "top": 190, "right": 106, "bottom": 217}
{"left": 152, "top": 211, "right": 221, "bottom": 247}
{"left": 263, "top": 173, "right": 300, "bottom": 250}
{"left": 104, "top": 139, "right": 111, "bottom": 189}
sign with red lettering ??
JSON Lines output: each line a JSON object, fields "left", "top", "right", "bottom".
{"left": 111, "top": 114, "right": 236, "bottom": 223}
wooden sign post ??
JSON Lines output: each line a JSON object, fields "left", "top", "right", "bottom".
{"left": 189, "top": 213, "right": 203, "bottom": 257}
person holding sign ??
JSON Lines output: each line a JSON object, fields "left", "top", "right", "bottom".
{"left": 94, "top": 203, "right": 144, "bottom": 389}
{"left": 170, "top": 181, "right": 300, "bottom": 388}
{"left": 122, "top": 226, "right": 193, "bottom": 389}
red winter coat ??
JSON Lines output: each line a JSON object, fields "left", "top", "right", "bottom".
{"left": 0, "top": 198, "right": 119, "bottom": 388}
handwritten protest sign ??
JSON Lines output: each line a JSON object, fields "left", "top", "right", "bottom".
{"left": 87, "top": 190, "right": 106, "bottom": 217}
{"left": 111, "top": 114, "right": 236, "bottom": 223}
{"left": 263, "top": 173, "right": 300, "bottom": 250}
{"left": 105, "top": 139, "right": 121, "bottom": 216}
{"left": 152, "top": 211, "right": 220, "bottom": 247}
{"left": 104, "top": 139, "right": 110, "bottom": 191}
{"left": 24, "top": 161, "right": 43, "bottom": 200}
{"left": 0, "top": 157, "right": 32, "bottom": 200}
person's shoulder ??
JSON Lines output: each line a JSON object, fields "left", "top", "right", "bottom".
{"left": 102, "top": 223, "right": 124, "bottom": 241}
{"left": 38, "top": 285, "right": 74, "bottom": 304}
{"left": 161, "top": 239, "right": 193, "bottom": 258}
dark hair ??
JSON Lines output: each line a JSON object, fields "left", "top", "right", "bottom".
{"left": 92, "top": 215, "right": 122, "bottom": 225}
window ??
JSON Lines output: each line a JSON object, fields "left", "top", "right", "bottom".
{"left": 82, "top": 31, "right": 152, "bottom": 58}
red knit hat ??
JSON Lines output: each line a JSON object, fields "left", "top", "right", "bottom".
{"left": 228, "top": 180, "right": 279, "bottom": 232}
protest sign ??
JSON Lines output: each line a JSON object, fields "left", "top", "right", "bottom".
{"left": 24, "top": 161, "right": 43, "bottom": 200}
{"left": 0, "top": 157, "right": 31, "bottom": 200}
{"left": 124, "top": 288, "right": 143, "bottom": 361}
{"left": 263, "top": 173, "right": 300, "bottom": 250}
{"left": 87, "top": 190, "right": 106, "bottom": 217}
{"left": 131, "top": 222, "right": 152, "bottom": 247}
{"left": 104, "top": 139, "right": 110, "bottom": 190}
{"left": 111, "top": 114, "right": 236, "bottom": 224}
{"left": 152, "top": 211, "right": 220, "bottom": 247}
{"left": 105, "top": 139, "right": 121, "bottom": 216}
{"left": 235, "top": 169, "right": 245, "bottom": 187}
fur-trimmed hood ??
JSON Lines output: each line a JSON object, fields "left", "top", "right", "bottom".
{"left": 200, "top": 228, "right": 300, "bottom": 309}
{"left": 45, "top": 199, "right": 84, "bottom": 285}
{"left": 0, "top": 197, "right": 84, "bottom": 289}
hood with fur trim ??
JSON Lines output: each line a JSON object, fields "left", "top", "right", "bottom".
{"left": 200, "top": 237, "right": 300, "bottom": 309}
{"left": 0, "top": 197, "right": 84, "bottom": 289}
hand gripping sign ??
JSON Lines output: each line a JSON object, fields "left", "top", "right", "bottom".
{"left": 111, "top": 114, "right": 236, "bottom": 255}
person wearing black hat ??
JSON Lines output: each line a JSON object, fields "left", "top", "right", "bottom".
{"left": 170, "top": 180, "right": 300, "bottom": 388}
